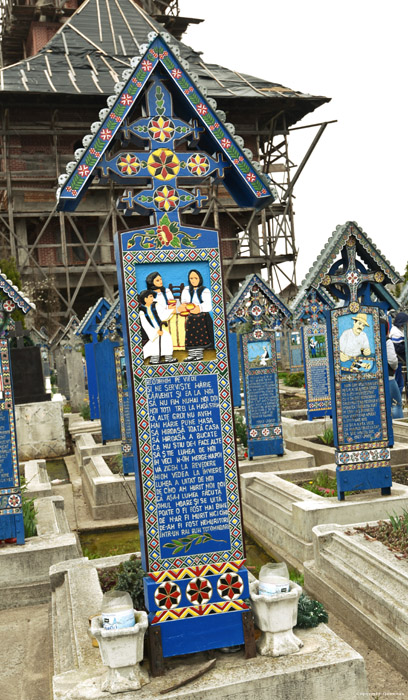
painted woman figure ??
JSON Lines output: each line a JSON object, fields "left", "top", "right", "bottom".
{"left": 180, "top": 269, "right": 214, "bottom": 361}
{"left": 145, "top": 271, "right": 175, "bottom": 312}
{"left": 138, "top": 290, "right": 177, "bottom": 364}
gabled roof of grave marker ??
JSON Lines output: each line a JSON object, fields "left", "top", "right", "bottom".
{"left": 97, "top": 298, "right": 121, "bottom": 336}
{"left": 290, "top": 282, "right": 336, "bottom": 323}
{"left": 227, "top": 273, "right": 291, "bottom": 325}
{"left": 56, "top": 33, "right": 272, "bottom": 212}
{"left": 76, "top": 298, "right": 111, "bottom": 337}
{"left": 0, "top": 0, "right": 330, "bottom": 128}
{"left": 301, "top": 221, "right": 401, "bottom": 293}
{"left": 0, "top": 271, "right": 34, "bottom": 315}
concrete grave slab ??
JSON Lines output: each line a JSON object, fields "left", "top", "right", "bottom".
{"left": 0, "top": 495, "right": 81, "bottom": 609}
{"left": 304, "top": 520, "right": 408, "bottom": 678}
{"left": 23, "top": 459, "right": 53, "bottom": 498}
{"left": 81, "top": 454, "right": 137, "bottom": 521}
{"left": 285, "top": 434, "right": 408, "bottom": 468}
{"left": 239, "top": 449, "right": 315, "bottom": 475}
{"left": 51, "top": 557, "right": 368, "bottom": 700}
{"left": 241, "top": 466, "right": 408, "bottom": 570}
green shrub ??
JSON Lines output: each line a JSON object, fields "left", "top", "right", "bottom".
{"left": 80, "top": 402, "right": 90, "bottom": 420}
{"left": 63, "top": 403, "right": 72, "bottom": 413}
{"left": 115, "top": 555, "right": 146, "bottom": 610}
{"left": 283, "top": 372, "right": 304, "bottom": 388}
{"left": 297, "top": 593, "right": 328, "bottom": 628}
{"left": 234, "top": 412, "right": 247, "bottom": 447}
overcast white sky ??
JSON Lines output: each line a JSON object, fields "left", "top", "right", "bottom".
{"left": 179, "top": 0, "right": 408, "bottom": 285}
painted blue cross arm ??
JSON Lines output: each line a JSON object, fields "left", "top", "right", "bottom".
{"left": 117, "top": 187, "right": 208, "bottom": 215}
{"left": 97, "top": 149, "right": 229, "bottom": 184}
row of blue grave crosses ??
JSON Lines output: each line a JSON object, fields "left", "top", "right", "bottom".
{"left": 290, "top": 286, "right": 335, "bottom": 420}
{"left": 307, "top": 222, "right": 401, "bottom": 499}
{"left": 0, "top": 275, "right": 34, "bottom": 543}
{"left": 58, "top": 33, "right": 272, "bottom": 662}
{"left": 227, "top": 274, "right": 291, "bottom": 458}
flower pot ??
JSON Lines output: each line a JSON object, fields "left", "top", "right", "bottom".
{"left": 91, "top": 610, "right": 149, "bottom": 693}
{"left": 249, "top": 580, "right": 303, "bottom": 657}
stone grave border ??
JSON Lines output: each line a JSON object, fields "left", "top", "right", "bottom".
{"left": 304, "top": 520, "right": 408, "bottom": 677}
{"left": 241, "top": 466, "right": 408, "bottom": 571}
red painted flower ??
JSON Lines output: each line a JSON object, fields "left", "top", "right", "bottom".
{"left": 246, "top": 173, "right": 256, "bottom": 183}
{"left": 120, "top": 93, "right": 133, "bottom": 106}
{"left": 171, "top": 68, "right": 182, "bottom": 79}
{"left": 141, "top": 60, "right": 153, "bottom": 72}
{"left": 78, "top": 165, "right": 90, "bottom": 178}
{"left": 3, "top": 300, "right": 15, "bottom": 313}
{"left": 157, "top": 224, "right": 173, "bottom": 245}
{"left": 100, "top": 128, "right": 112, "bottom": 141}
{"left": 221, "top": 137, "right": 231, "bottom": 149}
{"left": 117, "top": 153, "right": 141, "bottom": 176}
{"left": 197, "top": 103, "right": 208, "bottom": 115}
{"left": 148, "top": 116, "right": 175, "bottom": 143}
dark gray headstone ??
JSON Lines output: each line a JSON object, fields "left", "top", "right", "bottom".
{"left": 10, "top": 347, "right": 49, "bottom": 404}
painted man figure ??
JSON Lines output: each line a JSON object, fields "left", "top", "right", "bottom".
{"left": 339, "top": 312, "right": 372, "bottom": 371}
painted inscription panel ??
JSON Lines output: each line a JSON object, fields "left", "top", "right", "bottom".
{"left": 116, "top": 227, "right": 244, "bottom": 573}
{"left": 330, "top": 305, "right": 389, "bottom": 447}
{"left": 302, "top": 324, "right": 332, "bottom": 418}
{"left": 241, "top": 329, "right": 283, "bottom": 456}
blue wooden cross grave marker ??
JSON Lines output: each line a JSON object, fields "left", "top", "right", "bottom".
{"left": 0, "top": 274, "right": 34, "bottom": 544}
{"left": 291, "top": 287, "right": 335, "bottom": 420}
{"left": 227, "top": 274, "right": 291, "bottom": 458}
{"left": 97, "top": 301, "right": 136, "bottom": 474}
{"left": 75, "top": 298, "right": 111, "bottom": 420}
{"left": 57, "top": 33, "right": 273, "bottom": 663}
{"left": 310, "top": 222, "right": 401, "bottom": 500}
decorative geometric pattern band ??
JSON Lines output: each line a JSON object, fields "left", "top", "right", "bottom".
{"left": 147, "top": 560, "right": 246, "bottom": 582}
{"left": 337, "top": 460, "right": 390, "bottom": 472}
{"left": 151, "top": 599, "right": 249, "bottom": 624}
{"left": 336, "top": 447, "right": 391, "bottom": 465}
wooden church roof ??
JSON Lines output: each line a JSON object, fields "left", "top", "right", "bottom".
{"left": 0, "top": 0, "right": 329, "bottom": 128}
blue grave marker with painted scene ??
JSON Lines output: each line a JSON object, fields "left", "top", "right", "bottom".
{"left": 291, "top": 286, "right": 335, "bottom": 420}
{"left": 227, "top": 274, "right": 291, "bottom": 458}
{"left": 0, "top": 275, "right": 34, "bottom": 544}
{"left": 75, "top": 298, "right": 111, "bottom": 420}
{"left": 310, "top": 222, "right": 401, "bottom": 500}
{"left": 57, "top": 33, "right": 273, "bottom": 660}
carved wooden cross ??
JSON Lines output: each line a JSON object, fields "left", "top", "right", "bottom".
{"left": 321, "top": 236, "right": 384, "bottom": 304}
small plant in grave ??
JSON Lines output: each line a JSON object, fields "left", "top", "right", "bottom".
{"left": 317, "top": 427, "right": 334, "bottom": 447}
{"left": 21, "top": 477, "right": 37, "bottom": 538}
{"left": 296, "top": 593, "right": 328, "bottom": 628}
{"left": 115, "top": 555, "right": 146, "bottom": 611}
{"left": 355, "top": 510, "right": 408, "bottom": 559}
{"left": 79, "top": 402, "right": 90, "bottom": 421}
{"left": 301, "top": 471, "right": 337, "bottom": 498}
{"left": 283, "top": 372, "right": 304, "bottom": 388}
